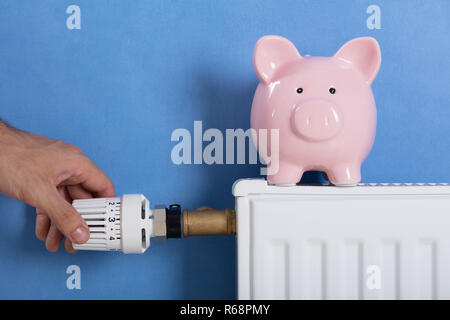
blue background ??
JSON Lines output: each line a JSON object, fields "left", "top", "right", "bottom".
{"left": 0, "top": 0, "right": 449, "bottom": 299}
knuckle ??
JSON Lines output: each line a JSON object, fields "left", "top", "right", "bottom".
{"left": 67, "top": 144, "right": 84, "bottom": 155}
{"left": 105, "top": 177, "right": 114, "bottom": 189}
{"left": 57, "top": 141, "right": 84, "bottom": 155}
{"left": 53, "top": 140, "right": 69, "bottom": 150}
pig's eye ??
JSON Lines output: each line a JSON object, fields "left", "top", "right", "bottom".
{"left": 329, "top": 87, "right": 336, "bottom": 94}
{"left": 296, "top": 88, "right": 303, "bottom": 94}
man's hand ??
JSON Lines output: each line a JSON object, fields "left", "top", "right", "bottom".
{"left": 0, "top": 122, "right": 115, "bottom": 252}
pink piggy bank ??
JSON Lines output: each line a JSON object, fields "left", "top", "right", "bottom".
{"left": 251, "top": 35, "right": 381, "bottom": 186}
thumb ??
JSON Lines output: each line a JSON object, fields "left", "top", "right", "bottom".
{"left": 39, "top": 188, "right": 90, "bottom": 244}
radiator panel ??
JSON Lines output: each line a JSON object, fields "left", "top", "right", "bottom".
{"left": 234, "top": 179, "right": 450, "bottom": 300}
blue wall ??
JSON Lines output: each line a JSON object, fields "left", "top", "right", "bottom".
{"left": 0, "top": 0, "right": 449, "bottom": 299}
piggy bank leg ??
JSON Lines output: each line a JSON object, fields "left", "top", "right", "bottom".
{"left": 267, "top": 161, "right": 303, "bottom": 185}
{"left": 327, "top": 163, "right": 361, "bottom": 186}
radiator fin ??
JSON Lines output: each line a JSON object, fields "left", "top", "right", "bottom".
{"left": 417, "top": 240, "right": 437, "bottom": 299}
{"left": 307, "top": 241, "right": 326, "bottom": 299}
{"left": 267, "top": 241, "right": 289, "bottom": 299}
{"left": 253, "top": 237, "right": 441, "bottom": 299}
{"left": 344, "top": 241, "right": 363, "bottom": 299}
{"left": 381, "top": 240, "right": 400, "bottom": 299}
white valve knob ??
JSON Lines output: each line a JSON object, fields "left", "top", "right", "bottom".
{"left": 72, "top": 194, "right": 152, "bottom": 254}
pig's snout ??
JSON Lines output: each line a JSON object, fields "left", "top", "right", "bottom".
{"left": 292, "top": 100, "right": 343, "bottom": 141}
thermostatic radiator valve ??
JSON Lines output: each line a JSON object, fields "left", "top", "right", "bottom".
{"left": 72, "top": 194, "right": 234, "bottom": 253}
{"left": 72, "top": 195, "right": 153, "bottom": 253}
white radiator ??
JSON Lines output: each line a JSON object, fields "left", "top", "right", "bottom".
{"left": 233, "top": 179, "right": 450, "bottom": 300}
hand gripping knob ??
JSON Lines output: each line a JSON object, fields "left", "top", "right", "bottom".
{"left": 72, "top": 194, "right": 152, "bottom": 253}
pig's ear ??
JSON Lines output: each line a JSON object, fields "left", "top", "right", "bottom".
{"left": 334, "top": 37, "right": 381, "bottom": 84}
{"left": 253, "top": 35, "right": 301, "bottom": 84}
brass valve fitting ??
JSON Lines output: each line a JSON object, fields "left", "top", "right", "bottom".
{"left": 182, "top": 207, "right": 236, "bottom": 237}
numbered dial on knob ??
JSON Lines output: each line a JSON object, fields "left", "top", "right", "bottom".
{"left": 72, "top": 197, "right": 122, "bottom": 251}
{"left": 72, "top": 194, "right": 152, "bottom": 254}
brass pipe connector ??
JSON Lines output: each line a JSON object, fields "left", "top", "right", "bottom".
{"left": 183, "top": 207, "right": 236, "bottom": 237}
